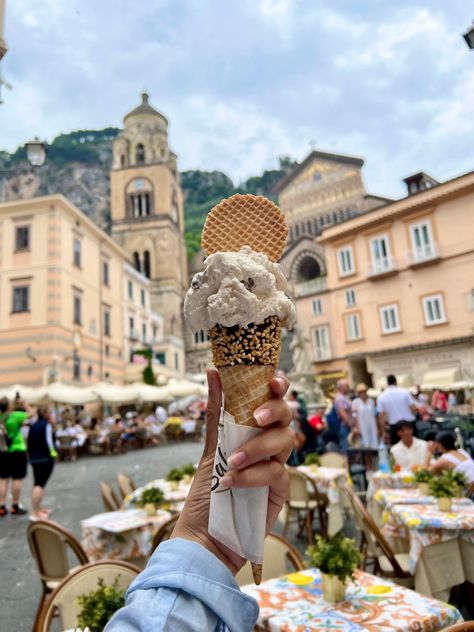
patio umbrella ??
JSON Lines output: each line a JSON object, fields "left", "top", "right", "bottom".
{"left": 91, "top": 382, "right": 140, "bottom": 405}
{"left": 166, "top": 379, "right": 208, "bottom": 398}
{"left": 130, "top": 383, "right": 174, "bottom": 404}
{"left": 45, "top": 382, "right": 98, "bottom": 405}
{"left": 0, "top": 384, "right": 49, "bottom": 405}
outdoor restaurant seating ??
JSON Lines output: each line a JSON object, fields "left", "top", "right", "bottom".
{"left": 117, "top": 472, "right": 137, "bottom": 499}
{"left": 150, "top": 514, "right": 180, "bottom": 553}
{"left": 56, "top": 435, "right": 78, "bottom": 462}
{"left": 282, "top": 468, "right": 328, "bottom": 545}
{"left": 36, "top": 560, "right": 140, "bottom": 631}
{"left": 27, "top": 519, "right": 89, "bottom": 630}
{"left": 319, "top": 451, "right": 347, "bottom": 469}
{"left": 100, "top": 480, "right": 121, "bottom": 512}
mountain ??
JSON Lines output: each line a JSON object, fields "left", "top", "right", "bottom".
{"left": 0, "top": 129, "right": 297, "bottom": 256}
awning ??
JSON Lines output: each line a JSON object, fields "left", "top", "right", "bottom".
{"left": 421, "top": 367, "right": 462, "bottom": 390}
{"left": 376, "top": 374, "right": 414, "bottom": 391}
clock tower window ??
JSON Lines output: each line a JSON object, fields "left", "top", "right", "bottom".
{"left": 143, "top": 250, "right": 151, "bottom": 279}
{"left": 133, "top": 251, "right": 141, "bottom": 272}
{"left": 136, "top": 143, "right": 145, "bottom": 165}
{"left": 129, "top": 191, "right": 151, "bottom": 218}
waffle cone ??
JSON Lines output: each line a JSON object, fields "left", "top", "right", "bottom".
{"left": 219, "top": 364, "right": 275, "bottom": 427}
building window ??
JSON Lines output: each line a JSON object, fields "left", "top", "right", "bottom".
{"left": 103, "top": 307, "right": 111, "bottom": 337}
{"left": 73, "top": 238, "right": 82, "bottom": 268}
{"left": 143, "top": 250, "right": 151, "bottom": 278}
{"left": 130, "top": 192, "right": 151, "bottom": 218}
{"left": 140, "top": 288, "right": 146, "bottom": 307}
{"left": 422, "top": 294, "right": 446, "bottom": 325}
{"left": 369, "top": 235, "right": 391, "bottom": 273}
{"left": 136, "top": 143, "right": 145, "bottom": 164}
{"left": 346, "top": 313, "right": 361, "bottom": 340}
{"left": 120, "top": 154, "right": 126, "bottom": 167}
{"left": 193, "top": 330, "right": 210, "bottom": 345}
{"left": 156, "top": 352, "right": 166, "bottom": 365}
{"left": 73, "top": 293, "right": 82, "bottom": 325}
{"left": 128, "top": 280, "right": 133, "bottom": 299}
{"left": 105, "top": 344, "right": 110, "bottom": 357}
{"left": 380, "top": 304, "right": 401, "bottom": 334}
{"left": 337, "top": 246, "right": 355, "bottom": 276}
{"left": 129, "top": 317, "right": 136, "bottom": 339}
{"left": 152, "top": 325, "right": 157, "bottom": 341}
{"left": 133, "top": 252, "right": 141, "bottom": 272}
{"left": 73, "top": 353, "right": 81, "bottom": 380}
{"left": 12, "top": 285, "right": 29, "bottom": 313}
{"left": 410, "top": 220, "right": 435, "bottom": 261}
{"left": 312, "top": 298, "right": 322, "bottom": 316}
{"left": 174, "top": 352, "right": 179, "bottom": 370}
{"left": 142, "top": 323, "right": 147, "bottom": 342}
{"left": 15, "top": 226, "right": 30, "bottom": 251}
{"left": 313, "top": 326, "right": 331, "bottom": 360}
{"left": 468, "top": 288, "right": 474, "bottom": 311}
{"left": 345, "top": 289, "right": 356, "bottom": 307}
{"left": 102, "top": 260, "right": 109, "bottom": 286}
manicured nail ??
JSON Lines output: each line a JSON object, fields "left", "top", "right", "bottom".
{"left": 220, "top": 475, "right": 234, "bottom": 489}
{"left": 254, "top": 408, "right": 271, "bottom": 425}
{"left": 228, "top": 451, "right": 246, "bottom": 468}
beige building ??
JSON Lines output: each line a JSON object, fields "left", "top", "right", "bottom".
{"left": 185, "top": 250, "right": 211, "bottom": 375}
{"left": 0, "top": 0, "right": 6, "bottom": 61}
{"left": 122, "top": 262, "right": 165, "bottom": 383}
{"left": 0, "top": 195, "right": 128, "bottom": 387}
{"left": 295, "top": 170, "right": 474, "bottom": 390}
{"left": 111, "top": 93, "right": 188, "bottom": 377}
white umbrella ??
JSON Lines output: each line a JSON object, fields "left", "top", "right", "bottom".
{"left": 166, "top": 379, "right": 207, "bottom": 398}
{"left": 0, "top": 384, "right": 49, "bottom": 405}
{"left": 91, "top": 382, "right": 140, "bottom": 405}
{"left": 130, "top": 383, "right": 174, "bottom": 404}
{"left": 46, "top": 382, "right": 97, "bottom": 405}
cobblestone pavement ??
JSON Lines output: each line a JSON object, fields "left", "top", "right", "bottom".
{"left": 0, "top": 441, "right": 203, "bottom": 631}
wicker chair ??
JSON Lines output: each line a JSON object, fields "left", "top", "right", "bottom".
{"left": 100, "top": 481, "right": 121, "bottom": 512}
{"left": 117, "top": 473, "right": 137, "bottom": 500}
{"left": 36, "top": 560, "right": 140, "bottom": 631}
{"left": 235, "top": 532, "right": 305, "bottom": 586}
{"left": 319, "top": 452, "right": 347, "bottom": 469}
{"left": 150, "top": 514, "right": 180, "bottom": 554}
{"left": 282, "top": 468, "right": 327, "bottom": 545}
{"left": 27, "top": 519, "right": 89, "bottom": 631}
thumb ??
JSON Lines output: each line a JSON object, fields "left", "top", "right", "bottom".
{"left": 203, "top": 368, "right": 222, "bottom": 456}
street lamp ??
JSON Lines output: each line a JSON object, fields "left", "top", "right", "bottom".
{"left": 463, "top": 21, "right": 474, "bottom": 49}
{"left": 0, "top": 136, "right": 47, "bottom": 175}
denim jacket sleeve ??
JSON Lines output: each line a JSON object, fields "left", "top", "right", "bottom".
{"left": 104, "top": 538, "right": 259, "bottom": 632}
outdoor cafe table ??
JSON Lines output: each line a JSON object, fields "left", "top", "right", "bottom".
{"left": 81, "top": 508, "right": 172, "bottom": 565}
{"left": 383, "top": 500, "right": 474, "bottom": 601}
{"left": 241, "top": 567, "right": 463, "bottom": 631}
{"left": 366, "top": 470, "right": 416, "bottom": 500}
{"left": 297, "top": 465, "right": 348, "bottom": 535}
{"left": 122, "top": 477, "right": 192, "bottom": 511}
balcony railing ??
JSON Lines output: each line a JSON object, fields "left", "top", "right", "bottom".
{"left": 294, "top": 277, "right": 327, "bottom": 298}
{"left": 407, "top": 242, "right": 440, "bottom": 266}
{"left": 366, "top": 256, "right": 397, "bottom": 278}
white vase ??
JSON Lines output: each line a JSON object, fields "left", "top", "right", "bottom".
{"left": 321, "top": 573, "right": 346, "bottom": 602}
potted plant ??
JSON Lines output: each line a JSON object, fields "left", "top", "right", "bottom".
{"left": 77, "top": 577, "right": 125, "bottom": 632}
{"left": 140, "top": 486, "right": 164, "bottom": 516}
{"left": 429, "top": 473, "right": 458, "bottom": 512}
{"left": 180, "top": 463, "right": 196, "bottom": 484}
{"left": 415, "top": 469, "right": 433, "bottom": 495}
{"left": 304, "top": 452, "right": 320, "bottom": 469}
{"left": 307, "top": 534, "right": 361, "bottom": 602}
{"left": 445, "top": 470, "right": 466, "bottom": 497}
{"left": 166, "top": 467, "right": 183, "bottom": 490}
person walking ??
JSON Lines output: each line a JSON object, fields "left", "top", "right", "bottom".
{"left": 351, "top": 383, "right": 378, "bottom": 449}
{"left": 0, "top": 395, "right": 35, "bottom": 516}
{"left": 377, "top": 375, "right": 417, "bottom": 445}
{"left": 27, "top": 406, "right": 58, "bottom": 519}
{"left": 334, "top": 379, "right": 357, "bottom": 453}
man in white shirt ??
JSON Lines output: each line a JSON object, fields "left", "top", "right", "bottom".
{"left": 390, "top": 421, "right": 428, "bottom": 470}
{"left": 377, "top": 375, "right": 417, "bottom": 445}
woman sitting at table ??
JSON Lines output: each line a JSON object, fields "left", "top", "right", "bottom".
{"left": 424, "top": 431, "right": 474, "bottom": 483}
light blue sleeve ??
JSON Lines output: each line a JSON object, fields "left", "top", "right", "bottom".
{"left": 105, "top": 538, "right": 259, "bottom": 632}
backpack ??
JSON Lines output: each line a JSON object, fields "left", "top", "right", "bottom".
{"left": 0, "top": 413, "right": 11, "bottom": 453}
{"left": 325, "top": 405, "right": 341, "bottom": 433}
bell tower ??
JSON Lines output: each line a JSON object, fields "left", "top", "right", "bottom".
{"left": 111, "top": 92, "right": 187, "bottom": 376}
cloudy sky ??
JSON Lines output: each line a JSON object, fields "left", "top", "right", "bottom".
{"left": 1, "top": 0, "right": 473, "bottom": 197}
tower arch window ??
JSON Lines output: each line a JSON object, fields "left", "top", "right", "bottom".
{"left": 133, "top": 251, "right": 141, "bottom": 272}
{"left": 291, "top": 251, "right": 324, "bottom": 283}
{"left": 143, "top": 250, "right": 151, "bottom": 278}
{"left": 136, "top": 143, "right": 145, "bottom": 164}
{"left": 126, "top": 178, "right": 154, "bottom": 219}
{"left": 120, "top": 154, "right": 126, "bottom": 167}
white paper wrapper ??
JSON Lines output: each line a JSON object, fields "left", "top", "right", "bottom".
{"left": 208, "top": 409, "right": 268, "bottom": 564}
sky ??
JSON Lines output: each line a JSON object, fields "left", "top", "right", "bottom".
{"left": 1, "top": 0, "right": 473, "bottom": 198}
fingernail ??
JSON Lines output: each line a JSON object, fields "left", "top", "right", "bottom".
{"left": 254, "top": 408, "right": 271, "bottom": 425}
{"left": 228, "top": 451, "right": 246, "bottom": 468}
{"left": 220, "top": 475, "right": 234, "bottom": 489}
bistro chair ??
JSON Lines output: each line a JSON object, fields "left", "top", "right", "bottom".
{"left": 150, "top": 514, "right": 180, "bottom": 554}
{"left": 442, "top": 624, "right": 474, "bottom": 631}
{"left": 320, "top": 452, "right": 347, "bottom": 469}
{"left": 117, "top": 472, "right": 137, "bottom": 500}
{"left": 236, "top": 532, "right": 306, "bottom": 586}
{"left": 340, "top": 484, "right": 413, "bottom": 587}
{"left": 100, "top": 480, "right": 121, "bottom": 512}
{"left": 27, "top": 519, "right": 89, "bottom": 631}
{"left": 36, "top": 560, "right": 140, "bottom": 631}
{"left": 56, "top": 435, "right": 78, "bottom": 462}
{"left": 282, "top": 468, "right": 327, "bottom": 545}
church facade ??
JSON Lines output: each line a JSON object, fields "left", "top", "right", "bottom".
{"left": 110, "top": 93, "right": 188, "bottom": 377}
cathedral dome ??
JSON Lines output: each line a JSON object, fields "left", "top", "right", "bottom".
{"left": 124, "top": 92, "right": 168, "bottom": 126}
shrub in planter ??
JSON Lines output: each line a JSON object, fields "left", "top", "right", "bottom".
{"left": 307, "top": 534, "right": 361, "bottom": 602}
{"left": 429, "top": 473, "right": 458, "bottom": 511}
{"left": 304, "top": 452, "right": 321, "bottom": 467}
{"left": 140, "top": 486, "right": 165, "bottom": 514}
{"left": 166, "top": 467, "right": 183, "bottom": 489}
{"left": 445, "top": 470, "right": 467, "bottom": 496}
{"left": 180, "top": 463, "right": 196, "bottom": 483}
{"left": 77, "top": 577, "right": 125, "bottom": 632}
{"left": 415, "top": 469, "right": 433, "bottom": 495}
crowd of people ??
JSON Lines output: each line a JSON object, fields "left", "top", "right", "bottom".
{"left": 0, "top": 394, "right": 206, "bottom": 519}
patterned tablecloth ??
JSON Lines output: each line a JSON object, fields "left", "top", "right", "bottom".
{"left": 297, "top": 466, "right": 349, "bottom": 535}
{"left": 241, "top": 568, "right": 462, "bottom": 631}
{"left": 122, "top": 477, "right": 192, "bottom": 510}
{"left": 384, "top": 501, "right": 474, "bottom": 573}
{"left": 366, "top": 471, "right": 417, "bottom": 500}
{"left": 81, "top": 508, "right": 172, "bottom": 562}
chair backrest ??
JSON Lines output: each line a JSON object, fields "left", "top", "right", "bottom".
{"left": 465, "top": 482, "right": 474, "bottom": 499}
{"left": 117, "top": 473, "right": 136, "bottom": 499}
{"left": 441, "top": 624, "right": 474, "bottom": 632}
{"left": 287, "top": 468, "right": 313, "bottom": 504}
{"left": 37, "top": 560, "right": 141, "bottom": 631}
{"left": 150, "top": 514, "right": 180, "bottom": 553}
{"left": 236, "top": 532, "right": 305, "bottom": 585}
{"left": 320, "top": 452, "right": 347, "bottom": 469}
{"left": 100, "top": 480, "right": 121, "bottom": 512}
{"left": 27, "top": 519, "right": 89, "bottom": 588}
{"left": 340, "top": 484, "right": 409, "bottom": 578}
{"left": 57, "top": 435, "right": 75, "bottom": 447}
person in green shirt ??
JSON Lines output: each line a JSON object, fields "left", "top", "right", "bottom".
{"left": 0, "top": 395, "right": 35, "bottom": 516}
